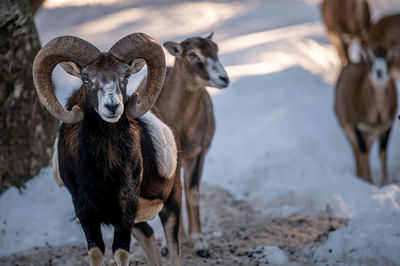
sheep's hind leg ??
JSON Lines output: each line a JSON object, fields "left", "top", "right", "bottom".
{"left": 159, "top": 180, "right": 182, "bottom": 266}
{"left": 132, "top": 222, "right": 162, "bottom": 266}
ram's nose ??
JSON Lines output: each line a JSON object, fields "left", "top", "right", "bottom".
{"left": 105, "top": 103, "right": 119, "bottom": 115}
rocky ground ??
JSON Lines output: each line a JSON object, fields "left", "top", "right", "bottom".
{"left": 0, "top": 185, "right": 347, "bottom": 265}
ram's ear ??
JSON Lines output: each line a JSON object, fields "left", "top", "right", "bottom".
{"left": 130, "top": 58, "right": 146, "bottom": 74}
{"left": 163, "top": 42, "right": 183, "bottom": 58}
{"left": 60, "top": 61, "right": 81, "bottom": 78}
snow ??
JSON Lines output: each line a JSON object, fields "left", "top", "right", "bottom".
{"left": 251, "top": 246, "right": 289, "bottom": 265}
{"left": 1, "top": 0, "right": 400, "bottom": 264}
{"left": 314, "top": 185, "right": 400, "bottom": 265}
{"left": 0, "top": 167, "right": 87, "bottom": 255}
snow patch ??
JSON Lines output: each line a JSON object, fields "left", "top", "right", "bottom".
{"left": 314, "top": 185, "right": 400, "bottom": 265}
{"left": 0, "top": 168, "right": 86, "bottom": 257}
{"left": 249, "top": 246, "right": 289, "bottom": 265}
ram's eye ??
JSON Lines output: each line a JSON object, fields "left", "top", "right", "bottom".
{"left": 188, "top": 52, "right": 199, "bottom": 61}
{"left": 82, "top": 76, "right": 89, "bottom": 83}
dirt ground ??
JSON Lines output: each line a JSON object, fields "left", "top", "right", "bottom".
{"left": 0, "top": 185, "right": 347, "bottom": 266}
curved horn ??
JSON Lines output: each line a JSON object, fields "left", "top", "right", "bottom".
{"left": 109, "top": 33, "right": 166, "bottom": 118}
{"left": 33, "top": 36, "right": 101, "bottom": 123}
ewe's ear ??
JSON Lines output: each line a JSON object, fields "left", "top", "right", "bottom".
{"left": 387, "top": 48, "right": 398, "bottom": 64}
{"left": 163, "top": 42, "right": 183, "bottom": 58}
{"left": 206, "top": 32, "right": 214, "bottom": 40}
{"left": 359, "top": 43, "right": 371, "bottom": 63}
{"left": 130, "top": 58, "right": 146, "bottom": 74}
{"left": 366, "top": 47, "right": 375, "bottom": 63}
{"left": 60, "top": 61, "right": 81, "bottom": 78}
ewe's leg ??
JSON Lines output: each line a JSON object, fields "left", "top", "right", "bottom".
{"left": 355, "top": 128, "right": 372, "bottom": 183}
{"left": 343, "top": 128, "right": 363, "bottom": 180}
{"left": 132, "top": 222, "right": 162, "bottom": 266}
{"left": 113, "top": 223, "right": 133, "bottom": 266}
{"left": 379, "top": 128, "right": 392, "bottom": 186}
{"left": 182, "top": 151, "right": 209, "bottom": 257}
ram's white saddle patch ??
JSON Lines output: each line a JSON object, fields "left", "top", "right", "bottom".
{"left": 140, "top": 112, "right": 178, "bottom": 179}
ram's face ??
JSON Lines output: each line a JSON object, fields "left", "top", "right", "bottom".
{"left": 61, "top": 52, "right": 147, "bottom": 123}
{"left": 81, "top": 54, "right": 130, "bottom": 123}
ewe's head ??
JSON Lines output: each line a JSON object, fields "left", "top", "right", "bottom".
{"left": 363, "top": 45, "right": 395, "bottom": 86}
{"left": 163, "top": 33, "right": 230, "bottom": 89}
{"left": 33, "top": 34, "right": 165, "bottom": 124}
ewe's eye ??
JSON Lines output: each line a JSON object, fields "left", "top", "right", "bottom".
{"left": 188, "top": 52, "right": 199, "bottom": 61}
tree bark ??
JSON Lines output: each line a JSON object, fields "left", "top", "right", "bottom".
{"left": 0, "top": 0, "right": 58, "bottom": 193}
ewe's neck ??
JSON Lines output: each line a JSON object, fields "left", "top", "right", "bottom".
{"left": 368, "top": 73, "right": 391, "bottom": 91}
{"left": 171, "top": 60, "right": 205, "bottom": 94}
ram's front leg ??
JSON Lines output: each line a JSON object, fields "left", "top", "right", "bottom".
{"left": 65, "top": 172, "right": 105, "bottom": 266}
{"left": 80, "top": 220, "right": 105, "bottom": 266}
{"left": 112, "top": 222, "right": 134, "bottom": 266}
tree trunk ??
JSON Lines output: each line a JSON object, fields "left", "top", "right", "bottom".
{"left": 0, "top": 0, "right": 58, "bottom": 193}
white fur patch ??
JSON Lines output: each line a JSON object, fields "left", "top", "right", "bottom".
{"left": 52, "top": 136, "right": 64, "bottom": 187}
{"left": 97, "top": 81, "right": 124, "bottom": 123}
{"left": 114, "top": 249, "right": 129, "bottom": 266}
{"left": 88, "top": 247, "right": 104, "bottom": 266}
{"left": 370, "top": 57, "right": 390, "bottom": 87}
{"left": 348, "top": 40, "right": 362, "bottom": 64}
{"left": 140, "top": 112, "right": 178, "bottom": 179}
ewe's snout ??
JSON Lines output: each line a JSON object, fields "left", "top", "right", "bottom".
{"left": 371, "top": 57, "right": 390, "bottom": 86}
{"left": 206, "top": 58, "right": 230, "bottom": 89}
{"left": 217, "top": 74, "right": 230, "bottom": 89}
{"left": 97, "top": 81, "right": 124, "bottom": 123}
